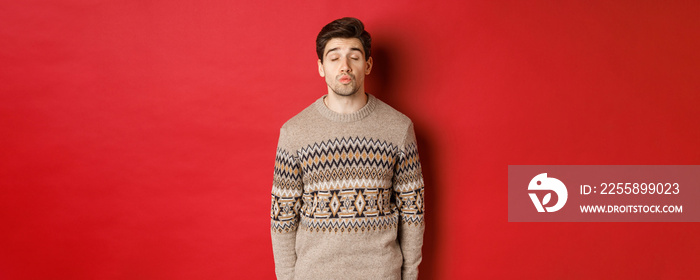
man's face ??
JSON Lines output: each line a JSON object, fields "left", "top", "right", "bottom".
{"left": 318, "top": 38, "right": 373, "bottom": 97}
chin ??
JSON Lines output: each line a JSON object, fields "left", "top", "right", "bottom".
{"left": 333, "top": 91, "right": 359, "bottom": 97}
{"left": 330, "top": 86, "right": 360, "bottom": 97}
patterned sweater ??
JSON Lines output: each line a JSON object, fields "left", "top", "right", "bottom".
{"left": 270, "top": 93, "right": 425, "bottom": 280}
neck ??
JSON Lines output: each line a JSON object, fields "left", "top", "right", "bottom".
{"left": 324, "top": 91, "right": 368, "bottom": 114}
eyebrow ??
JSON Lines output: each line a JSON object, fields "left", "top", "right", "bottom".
{"left": 325, "top": 47, "right": 339, "bottom": 56}
{"left": 325, "top": 47, "right": 364, "bottom": 57}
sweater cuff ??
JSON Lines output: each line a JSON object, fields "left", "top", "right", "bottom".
{"left": 402, "top": 270, "right": 419, "bottom": 280}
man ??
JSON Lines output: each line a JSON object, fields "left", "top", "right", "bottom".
{"left": 270, "top": 17, "right": 425, "bottom": 280}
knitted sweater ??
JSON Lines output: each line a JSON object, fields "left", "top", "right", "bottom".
{"left": 270, "top": 93, "right": 425, "bottom": 280}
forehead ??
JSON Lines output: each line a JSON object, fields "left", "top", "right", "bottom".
{"left": 324, "top": 38, "right": 364, "bottom": 55}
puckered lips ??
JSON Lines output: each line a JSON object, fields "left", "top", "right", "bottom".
{"left": 338, "top": 74, "right": 353, "bottom": 84}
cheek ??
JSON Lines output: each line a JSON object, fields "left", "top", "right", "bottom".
{"left": 324, "top": 64, "right": 338, "bottom": 74}
{"left": 325, "top": 73, "right": 336, "bottom": 83}
{"left": 355, "top": 62, "right": 369, "bottom": 73}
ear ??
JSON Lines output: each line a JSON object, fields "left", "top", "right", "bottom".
{"left": 318, "top": 59, "right": 325, "bottom": 77}
{"left": 365, "top": 56, "right": 373, "bottom": 75}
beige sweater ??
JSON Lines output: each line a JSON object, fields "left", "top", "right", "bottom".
{"left": 270, "top": 94, "right": 425, "bottom": 280}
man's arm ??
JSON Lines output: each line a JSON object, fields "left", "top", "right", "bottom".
{"left": 270, "top": 127, "right": 303, "bottom": 280}
{"left": 393, "top": 123, "right": 426, "bottom": 280}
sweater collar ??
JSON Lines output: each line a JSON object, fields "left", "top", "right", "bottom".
{"left": 315, "top": 93, "right": 378, "bottom": 122}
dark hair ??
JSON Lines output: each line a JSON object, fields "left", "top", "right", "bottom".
{"left": 316, "top": 17, "right": 371, "bottom": 62}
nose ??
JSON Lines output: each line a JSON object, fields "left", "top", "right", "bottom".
{"left": 339, "top": 58, "right": 351, "bottom": 73}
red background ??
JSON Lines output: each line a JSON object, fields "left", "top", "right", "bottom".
{"left": 2, "top": 1, "right": 699, "bottom": 279}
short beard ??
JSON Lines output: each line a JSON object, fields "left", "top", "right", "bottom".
{"left": 328, "top": 74, "right": 360, "bottom": 96}
{"left": 330, "top": 84, "right": 360, "bottom": 96}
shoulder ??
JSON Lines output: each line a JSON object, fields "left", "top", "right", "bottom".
{"left": 372, "top": 95, "right": 414, "bottom": 128}
{"left": 276, "top": 97, "right": 322, "bottom": 152}
{"left": 370, "top": 95, "right": 419, "bottom": 148}
{"left": 280, "top": 98, "right": 320, "bottom": 131}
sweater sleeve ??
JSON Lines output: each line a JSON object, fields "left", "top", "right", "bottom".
{"left": 270, "top": 127, "right": 303, "bottom": 280}
{"left": 393, "top": 122, "right": 425, "bottom": 280}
